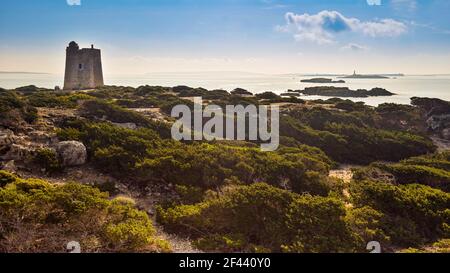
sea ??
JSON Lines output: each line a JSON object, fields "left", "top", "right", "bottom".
{"left": 1, "top": 72, "right": 449, "bottom": 106}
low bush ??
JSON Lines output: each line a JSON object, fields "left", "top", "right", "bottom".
{"left": 0, "top": 90, "right": 38, "bottom": 125}
{"left": 353, "top": 152, "right": 450, "bottom": 192}
{"left": 158, "top": 183, "right": 360, "bottom": 253}
{"left": 349, "top": 180, "right": 450, "bottom": 246}
{"left": 79, "top": 99, "right": 171, "bottom": 137}
{"left": 58, "top": 120, "right": 334, "bottom": 195}
{"left": 0, "top": 173, "right": 171, "bottom": 253}
{"left": 0, "top": 171, "right": 17, "bottom": 187}
{"left": 33, "top": 148, "right": 62, "bottom": 174}
{"left": 280, "top": 112, "right": 435, "bottom": 164}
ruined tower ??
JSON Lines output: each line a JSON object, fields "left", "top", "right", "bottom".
{"left": 63, "top": 41, "right": 104, "bottom": 90}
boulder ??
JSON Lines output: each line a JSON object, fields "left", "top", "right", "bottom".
{"left": 55, "top": 141, "right": 87, "bottom": 167}
{"left": 1, "top": 160, "right": 17, "bottom": 172}
{"left": 442, "top": 128, "right": 450, "bottom": 140}
{"left": 111, "top": 122, "right": 137, "bottom": 130}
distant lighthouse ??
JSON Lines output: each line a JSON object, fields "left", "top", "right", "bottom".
{"left": 63, "top": 41, "right": 104, "bottom": 90}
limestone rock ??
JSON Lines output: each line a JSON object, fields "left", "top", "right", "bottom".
{"left": 442, "top": 128, "right": 450, "bottom": 140}
{"left": 28, "top": 131, "right": 53, "bottom": 144}
{"left": 55, "top": 141, "right": 87, "bottom": 167}
{"left": 426, "top": 115, "right": 450, "bottom": 131}
{"left": 111, "top": 122, "right": 137, "bottom": 130}
{"left": 0, "top": 129, "right": 15, "bottom": 147}
{"left": 3, "top": 144, "right": 35, "bottom": 161}
{"left": 1, "top": 160, "right": 17, "bottom": 172}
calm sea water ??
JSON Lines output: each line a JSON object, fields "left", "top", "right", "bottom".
{"left": 1, "top": 72, "right": 449, "bottom": 106}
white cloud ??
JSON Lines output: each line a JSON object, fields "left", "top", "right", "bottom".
{"left": 391, "top": 0, "right": 417, "bottom": 12}
{"left": 341, "top": 43, "right": 369, "bottom": 51}
{"left": 67, "top": 0, "right": 81, "bottom": 6}
{"left": 367, "top": 0, "right": 382, "bottom": 6}
{"left": 277, "top": 10, "right": 407, "bottom": 44}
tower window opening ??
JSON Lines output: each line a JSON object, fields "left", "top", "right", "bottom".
{"left": 79, "top": 64, "right": 83, "bottom": 70}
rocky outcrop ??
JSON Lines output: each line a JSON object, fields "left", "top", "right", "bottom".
{"left": 55, "top": 141, "right": 87, "bottom": 167}
{"left": 411, "top": 97, "right": 450, "bottom": 116}
{"left": 426, "top": 115, "right": 450, "bottom": 131}
{"left": 412, "top": 97, "right": 450, "bottom": 140}
{"left": 1, "top": 128, "right": 49, "bottom": 161}
{"left": 111, "top": 122, "right": 137, "bottom": 130}
{"left": 28, "top": 131, "right": 58, "bottom": 145}
{"left": 0, "top": 129, "right": 15, "bottom": 148}
{"left": 442, "top": 128, "right": 450, "bottom": 140}
{"left": 1, "top": 160, "right": 17, "bottom": 172}
{"left": 3, "top": 144, "right": 36, "bottom": 161}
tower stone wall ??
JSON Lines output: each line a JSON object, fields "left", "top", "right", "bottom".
{"left": 63, "top": 41, "right": 104, "bottom": 90}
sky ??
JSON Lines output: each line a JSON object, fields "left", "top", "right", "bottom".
{"left": 1, "top": 0, "right": 450, "bottom": 74}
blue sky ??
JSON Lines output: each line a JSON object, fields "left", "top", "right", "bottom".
{"left": 1, "top": 0, "right": 450, "bottom": 74}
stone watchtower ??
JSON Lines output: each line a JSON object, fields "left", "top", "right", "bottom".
{"left": 63, "top": 41, "right": 104, "bottom": 90}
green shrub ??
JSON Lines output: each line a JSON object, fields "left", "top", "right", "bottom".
{"left": 158, "top": 183, "right": 360, "bottom": 253}
{"left": 135, "top": 85, "right": 171, "bottom": 96}
{"left": 79, "top": 100, "right": 171, "bottom": 137}
{"left": 33, "top": 148, "right": 62, "bottom": 174}
{"left": 398, "top": 239, "right": 450, "bottom": 253}
{"left": 0, "top": 174, "right": 170, "bottom": 253}
{"left": 255, "top": 92, "right": 280, "bottom": 100}
{"left": 231, "top": 88, "right": 253, "bottom": 96}
{"left": 353, "top": 152, "right": 450, "bottom": 192}
{"left": 350, "top": 180, "right": 450, "bottom": 246}
{"left": 26, "top": 91, "right": 71, "bottom": 108}
{"left": 0, "top": 90, "right": 38, "bottom": 124}
{"left": 373, "top": 162, "right": 450, "bottom": 192}
{"left": 15, "top": 85, "right": 39, "bottom": 93}
{"left": 174, "top": 184, "right": 205, "bottom": 205}
{"left": 0, "top": 171, "right": 18, "bottom": 187}
{"left": 80, "top": 99, "right": 150, "bottom": 126}
{"left": 58, "top": 120, "right": 333, "bottom": 195}
{"left": 279, "top": 106, "right": 435, "bottom": 164}
{"left": 0, "top": 90, "right": 24, "bottom": 112}
{"left": 93, "top": 181, "right": 119, "bottom": 195}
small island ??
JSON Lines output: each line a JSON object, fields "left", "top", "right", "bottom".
{"left": 301, "top": 78, "right": 346, "bottom": 84}
{"left": 298, "top": 86, "right": 395, "bottom": 98}
{"left": 340, "top": 71, "right": 389, "bottom": 79}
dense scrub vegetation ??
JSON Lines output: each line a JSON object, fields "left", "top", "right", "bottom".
{"left": 79, "top": 99, "right": 172, "bottom": 137}
{"left": 2, "top": 85, "right": 449, "bottom": 253}
{"left": 25, "top": 91, "right": 95, "bottom": 108}
{"left": 156, "top": 179, "right": 449, "bottom": 252}
{"left": 157, "top": 183, "right": 364, "bottom": 253}
{"left": 354, "top": 152, "right": 450, "bottom": 192}
{"left": 349, "top": 180, "right": 449, "bottom": 246}
{"left": 0, "top": 171, "right": 170, "bottom": 253}
{"left": 279, "top": 104, "right": 435, "bottom": 164}
{"left": 0, "top": 90, "right": 38, "bottom": 126}
{"left": 58, "top": 119, "right": 335, "bottom": 195}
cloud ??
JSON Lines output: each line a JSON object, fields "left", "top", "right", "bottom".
{"left": 341, "top": 43, "right": 369, "bottom": 51}
{"left": 410, "top": 21, "right": 450, "bottom": 35}
{"left": 277, "top": 10, "right": 407, "bottom": 44}
{"left": 367, "top": 0, "right": 382, "bottom": 6}
{"left": 67, "top": 0, "right": 81, "bottom": 6}
{"left": 391, "top": 0, "right": 417, "bottom": 12}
